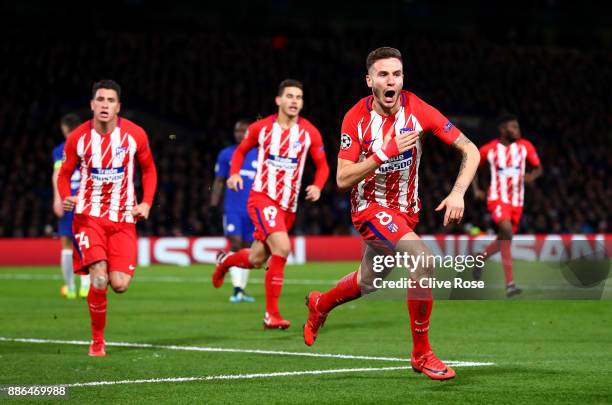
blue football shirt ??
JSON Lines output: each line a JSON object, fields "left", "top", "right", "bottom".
{"left": 214, "top": 145, "right": 258, "bottom": 213}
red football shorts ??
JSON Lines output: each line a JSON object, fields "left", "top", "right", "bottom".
{"left": 72, "top": 214, "right": 137, "bottom": 276}
{"left": 351, "top": 203, "right": 419, "bottom": 242}
{"left": 487, "top": 200, "right": 523, "bottom": 233}
{"left": 247, "top": 191, "right": 296, "bottom": 241}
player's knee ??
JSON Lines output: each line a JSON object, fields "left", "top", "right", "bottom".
{"left": 92, "top": 275, "right": 108, "bottom": 289}
{"left": 499, "top": 227, "right": 513, "bottom": 240}
{"left": 270, "top": 244, "right": 290, "bottom": 258}
{"left": 110, "top": 282, "right": 129, "bottom": 294}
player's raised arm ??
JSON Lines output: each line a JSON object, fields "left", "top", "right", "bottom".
{"left": 228, "top": 126, "right": 259, "bottom": 191}
{"left": 131, "top": 132, "right": 157, "bottom": 220}
{"left": 57, "top": 134, "right": 79, "bottom": 212}
{"left": 305, "top": 129, "right": 329, "bottom": 202}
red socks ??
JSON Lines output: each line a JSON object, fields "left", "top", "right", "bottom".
{"left": 318, "top": 271, "right": 362, "bottom": 314}
{"left": 224, "top": 249, "right": 254, "bottom": 269}
{"left": 87, "top": 286, "right": 107, "bottom": 343}
{"left": 407, "top": 283, "right": 432, "bottom": 356}
{"left": 500, "top": 241, "right": 514, "bottom": 285}
{"left": 482, "top": 240, "right": 501, "bottom": 257}
{"left": 483, "top": 239, "right": 514, "bottom": 285}
{"left": 482, "top": 239, "right": 514, "bottom": 286}
{"left": 265, "top": 254, "right": 286, "bottom": 315}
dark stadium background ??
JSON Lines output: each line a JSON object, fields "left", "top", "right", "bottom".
{"left": 1, "top": 0, "right": 610, "bottom": 238}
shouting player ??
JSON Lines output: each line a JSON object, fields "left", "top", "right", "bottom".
{"left": 212, "top": 79, "right": 329, "bottom": 329}
{"left": 211, "top": 119, "right": 257, "bottom": 303}
{"left": 472, "top": 113, "right": 542, "bottom": 297}
{"left": 52, "top": 113, "right": 90, "bottom": 299}
{"left": 58, "top": 80, "right": 157, "bottom": 356}
{"left": 302, "top": 47, "right": 480, "bottom": 380}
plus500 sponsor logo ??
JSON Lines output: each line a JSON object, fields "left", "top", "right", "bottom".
{"left": 377, "top": 151, "right": 413, "bottom": 174}
{"left": 267, "top": 154, "right": 298, "bottom": 170}
{"left": 91, "top": 167, "right": 125, "bottom": 182}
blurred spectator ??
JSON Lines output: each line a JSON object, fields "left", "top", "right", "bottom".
{"left": 0, "top": 23, "right": 609, "bottom": 237}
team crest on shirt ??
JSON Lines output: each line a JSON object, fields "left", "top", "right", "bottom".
{"left": 291, "top": 140, "right": 303, "bottom": 152}
{"left": 387, "top": 222, "right": 399, "bottom": 233}
{"left": 341, "top": 133, "right": 352, "bottom": 150}
{"left": 115, "top": 146, "right": 128, "bottom": 158}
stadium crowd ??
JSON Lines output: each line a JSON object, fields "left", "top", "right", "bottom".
{"left": 1, "top": 25, "right": 609, "bottom": 237}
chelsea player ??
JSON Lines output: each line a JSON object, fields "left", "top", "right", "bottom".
{"left": 211, "top": 119, "right": 257, "bottom": 303}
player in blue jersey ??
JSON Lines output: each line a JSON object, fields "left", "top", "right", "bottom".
{"left": 211, "top": 119, "right": 258, "bottom": 303}
{"left": 52, "top": 113, "right": 90, "bottom": 299}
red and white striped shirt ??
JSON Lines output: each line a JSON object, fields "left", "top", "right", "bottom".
{"left": 480, "top": 138, "right": 540, "bottom": 207}
{"left": 58, "top": 118, "right": 157, "bottom": 223}
{"left": 230, "top": 114, "right": 328, "bottom": 213}
{"left": 339, "top": 91, "right": 460, "bottom": 214}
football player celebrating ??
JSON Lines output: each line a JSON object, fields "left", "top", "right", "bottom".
{"left": 303, "top": 48, "right": 480, "bottom": 380}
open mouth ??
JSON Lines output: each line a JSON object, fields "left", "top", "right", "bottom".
{"left": 100, "top": 111, "right": 109, "bottom": 118}
{"left": 383, "top": 89, "right": 396, "bottom": 102}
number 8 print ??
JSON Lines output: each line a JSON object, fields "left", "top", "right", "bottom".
{"left": 375, "top": 211, "right": 392, "bottom": 226}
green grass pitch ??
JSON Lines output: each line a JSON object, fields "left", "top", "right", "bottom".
{"left": 0, "top": 262, "right": 611, "bottom": 404}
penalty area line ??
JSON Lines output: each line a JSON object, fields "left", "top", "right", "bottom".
{"left": 0, "top": 337, "right": 495, "bottom": 367}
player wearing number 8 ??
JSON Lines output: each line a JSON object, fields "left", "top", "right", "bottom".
{"left": 302, "top": 47, "right": 481, "bottom": 380}
{"left": 57, "top": 80, "right": 157, "bottom": 356}
{"left": 212, "top": 79, "right": 330, "bottom": 329}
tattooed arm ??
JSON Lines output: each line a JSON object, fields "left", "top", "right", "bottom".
{"left": 435, "top": 133, "right": 481, "bottom": 226}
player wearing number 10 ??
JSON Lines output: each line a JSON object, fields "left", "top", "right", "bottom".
{"left": 58, "top": 80, "right": 158, "bottom": 356}
{"left": 303, "top": 47, "right": 481, "bottom": 380}
{"left": 212, "top": 79, "right": 330, "bottom": 329}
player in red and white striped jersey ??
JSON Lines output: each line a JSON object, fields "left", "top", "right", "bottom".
{"left": 58, "top": 80, "right": 157, "bottom": 356}
{"left": 303, "top": 47, "right": 481, "bottom": 380}
{"left": 472, "top": 113, "right": 542, "bottom": 296}
{"left": 212, "top": 79, "right": 329, "bottom": 329}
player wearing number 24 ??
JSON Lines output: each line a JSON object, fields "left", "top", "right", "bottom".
{"left": 58, "top": 79, "right": 157, "bottom": 357}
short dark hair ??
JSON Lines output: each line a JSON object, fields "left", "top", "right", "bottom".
{"left": 366, "top": 47, "right": 403, "bottom": 71}
{"left": 92, "top": 79, "right": 121, "bottom": 100}
{"left": 495, "top": 112, "right": 518, "bottom": 127}
{"left": 278, "top": 79, "right": 303, "bottom": 96}
{"left": 60, "top": 113, "right": 81, "bottom": 132}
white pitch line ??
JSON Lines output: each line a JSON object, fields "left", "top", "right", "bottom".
{"left": 0, "top": 337, "right": 495, "bottom": 367}
{"left": 2, "top": 366, "right": 413, "bottom": 389}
